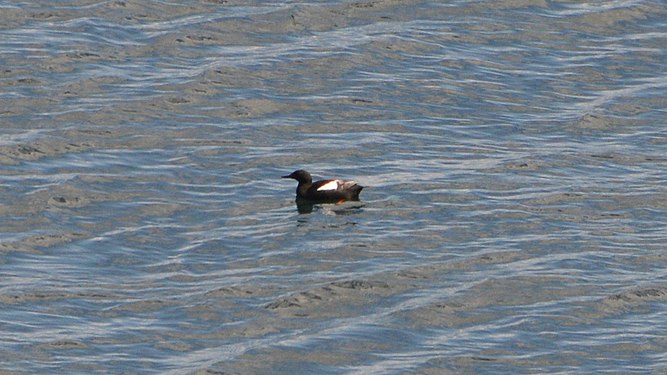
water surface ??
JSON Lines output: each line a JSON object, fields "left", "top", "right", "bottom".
{"left": 1, "top": 0, "right": 666, "bottom": 373}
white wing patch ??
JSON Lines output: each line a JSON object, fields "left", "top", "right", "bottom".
{"left": 317, "top": 180, "right": 341, "bottom": 191}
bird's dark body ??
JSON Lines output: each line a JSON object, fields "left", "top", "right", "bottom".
{"left": 282, "top": 170, "right": 363, "bottom": 202}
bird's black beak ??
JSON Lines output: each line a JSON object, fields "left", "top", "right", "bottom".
{"left": 281, "top": 174, "right": 291, "bottom": 179}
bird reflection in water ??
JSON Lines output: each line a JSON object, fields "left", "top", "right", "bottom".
{"left": 294, "top": 198, "right": 364, "bottom": 215}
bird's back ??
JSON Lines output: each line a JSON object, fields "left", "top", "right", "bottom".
{"left": 306, "top": 179, "right": 363, "bottom": 201}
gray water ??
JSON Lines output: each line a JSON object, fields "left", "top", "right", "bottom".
{"left": 1, "top": 0, "right": 667, "bottom": 373}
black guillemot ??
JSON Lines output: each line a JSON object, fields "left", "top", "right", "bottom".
{"left": 282, "top": 169, "right": 363, "bottom": 202}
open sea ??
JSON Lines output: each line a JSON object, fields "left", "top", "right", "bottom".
{"left": 1, "top": 0, "right": 666, "bottom": 373}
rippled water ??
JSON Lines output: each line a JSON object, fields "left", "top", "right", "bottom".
{"left": 1, "top": 0, "right": 667, "bottom": 373}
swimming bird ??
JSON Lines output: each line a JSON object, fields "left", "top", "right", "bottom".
{"left": 282, "top": 169, "right": 363, "bottom": 202}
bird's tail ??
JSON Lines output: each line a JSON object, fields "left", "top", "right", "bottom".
{"left": 349, "top": 184, "right": 364, "bottom": 199}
